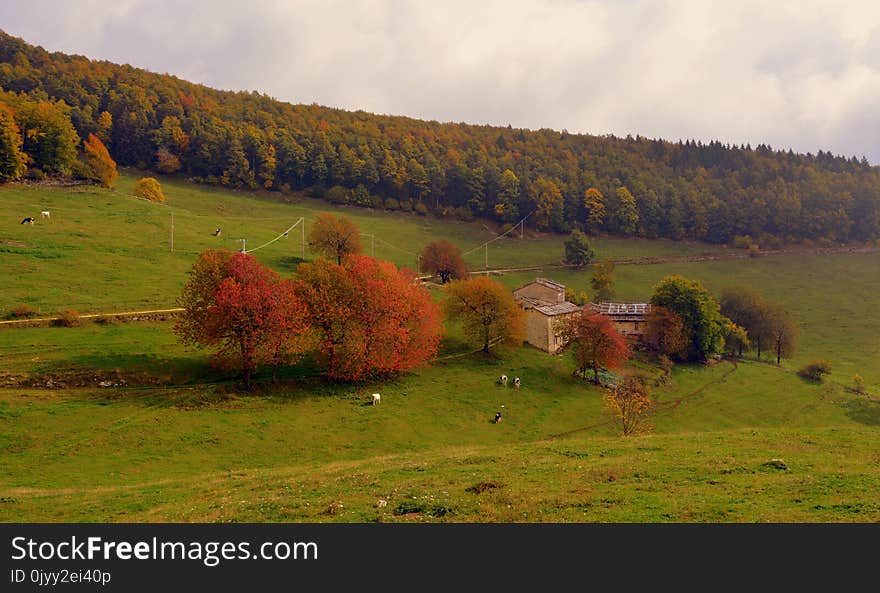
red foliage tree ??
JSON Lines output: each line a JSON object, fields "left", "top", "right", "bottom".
{"left": 175, "top": 251, "right": 309, "bottom": 390}
{"left": 294, "top": 254, "right": 442, "bottom": 381}
{"left": 559, "top": 312, "right": 630, "bottom": 384}
{"left": 420, "top": 239, "right": 467, "bottom": 283}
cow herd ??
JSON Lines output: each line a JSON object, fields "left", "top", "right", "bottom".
{"left": 20, "top": 211, "right": 50, "bottom": 224}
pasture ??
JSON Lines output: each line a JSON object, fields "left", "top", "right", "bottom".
{"left": 1, "top": 172, "right": 878, "bottom": 522}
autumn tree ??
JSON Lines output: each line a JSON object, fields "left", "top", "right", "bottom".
{"left": 307, "top": 212, "right": 362, "bottom": 265}
{"left": 604, "top": 377, "right": 654, "bottom": 436}
{"left": 421, "top": 239, "right": 468, "bottom": 283}
{"left": 590, "top": 260, "right": 616, "bottom": 301}
{"left": 174, "top": 251, "right": 308, "bottom": 390}
{"left": 444, "top": 276, "right": 524, "bottom": 353}
{"left": 643, "top": 306, "right": 689, "bottom": 359}
{"left": 723, "top": 321, "right": 750, "bottom": 359}
{"left": 262, "top": 278, "right": 312, "bottom": 382}
{"left": 294, "top": 255, "right": 442, "bottom": 380}
{"left": 529, "top": 176, "right": 564, "bottom": 231}
{"left": 609, "top": 186, "right": 640, "bottom": 235}
{"left": 650, "top": 275, "right": 727, "bottom": 361}
{"left": 720, "top": 288, "right": 772, "bottom": 358}
{"left": 0, "top": 105, "right": 27, "bottom": 181}
{"left": 134, "top": 177, "right": 165, "bottom": 203}
{"left": 558, "top": 312, "right": 630, "bottom": 384}
{"left": 82, "top": 133, "right": 117, "bottom": 188}
{"left": 767, "top": 305, "right": 798, "bottom": 365}
{"left": 563, "top": 229, "right": 595, "bottom": 267}
{"left": 583, "top": 187, "right": 605, "bottom": 234}
{"left": 17, "top": 99, "right": 80, "bottom": 176}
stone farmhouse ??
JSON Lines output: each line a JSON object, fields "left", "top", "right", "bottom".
{"left": 513, "top": 277, "right": 653, "bottom": 352}
{"left": 513, "top": 278, "right": 582, "bottom": 353}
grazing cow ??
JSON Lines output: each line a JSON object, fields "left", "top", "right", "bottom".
{"left": 371, "top": 393, "right": 381, "bottom": 405}
{"left": 40, "top": 211, "right": 50, "bottom": 219}
{"left": 20, "top": 217, "right": 35, "bottom": 225}
{"left": 499, "top": 374, "right": 508, "bottom": 386}
{"left": 212, "top": 228, "right": 222, "bottom": 237}
{"left": 494, "top": 411, "right": 503, "bottom": 424}
{"left": 513, "top": 377, "right": 521, "bottom": 389}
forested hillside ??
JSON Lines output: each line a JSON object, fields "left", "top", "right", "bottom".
{"left": 1, "top": 30, "right": 879, "bottom": 246}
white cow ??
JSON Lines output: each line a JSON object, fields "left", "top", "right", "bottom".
{"left": 371, "top": 393, "right": 381, "bottom": 405}
{"left": 499, "top": 374, "right": 508, "bottom": 386}
{"left": 513, "top": 377, "right": 521, "bottom": 389}
{"left": 40, "top": 211, "right": 50, "bottom": 219}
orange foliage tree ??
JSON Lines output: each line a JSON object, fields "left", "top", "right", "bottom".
{"left": 82, "top": 133, "right": 117, "bottom": 188}
{"left": 307, "top": 212, "right": 362, "bottom": 265}
{"left": 643, "top": 306, "right": 689, "bottom": 359}
{"left": 604, "top": 377, "right": 654, "bottom": 436}
{"left": 558, "top": 312, "right": 630, "bottom": 384}
{"left": 420, "top": 239, "right": 467, "bottom": 283}
{"left": 294, "top": 254, "right": 442, "bottom": 381}
{"left": 443, "top": 276, "right": 524, "bottom": 353}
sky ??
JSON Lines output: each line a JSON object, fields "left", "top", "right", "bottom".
{"left": 3, "top": 0, "right": 880, "bottom": 162}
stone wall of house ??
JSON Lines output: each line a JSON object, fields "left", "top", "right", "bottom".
{"left": 524, "top": 309, "right": 553, "bottom": 352}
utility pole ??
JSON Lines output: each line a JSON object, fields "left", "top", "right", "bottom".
{"left": 238, "top": 238, "right": 246, "bottom": 253}
{"left": 416, "top": 254, "right": 421, "bottom": 275}
{"left": 301, "top": 218, "right": 305, "bottom": 260}
{"left": 484, "top": 244, "right": 488, "bottom": 270}
{"left": 170, "top": 211, "right": 174, "bottom": 252}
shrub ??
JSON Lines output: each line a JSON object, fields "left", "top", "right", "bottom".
{"left": 384, "top": 197, "right": 400, "bottom": 210}
{"left": 797, "top": 359, "right": 832, "bottom": 382}
{"left": 413, "top": 202, "right": 429, "bottom": 216}
{"left": 400, "top": 199, "right": 414, "bottom": 212}
{"left": 325, "top": 185, "right": 349, "bottom": 204}
{"left": 54, "top": 308, "right": 81, "bottom": 327}
{"left": 757, "top": 233, "right": 783, "bottom": 250}
{"left": 9, "top": 304, "right": 38, "bottom": 319}
{"left": 453, "top": 206, "right": 474, "bottom": 221}
{"left": 25, "top": 167, "right": 46, "bottom": 181}
{"left": 93, "top": 315, "right": 115, "bottom": 325}
{"left": 748, "top": 244, "right": 760, "bottom": 257}
{"left": 852, "top": 374, "right": 866, "bottom": 394}
{"left": 133, "top": 177, "right": 165, "bottom": 203}
{"left": 732, "top": 235, "right": 753, "bottom": 249}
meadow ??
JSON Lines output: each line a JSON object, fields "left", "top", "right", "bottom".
{"left": 1, "top": 173, "right": 878, "bottom": 522}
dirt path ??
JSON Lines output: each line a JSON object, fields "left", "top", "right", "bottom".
{"left": 0, "top": 307, "right": 184, "bottom": 327}
{"left": 544, "top": 360, "right": 739, "bottom": 440}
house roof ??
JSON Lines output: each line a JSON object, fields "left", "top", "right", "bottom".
{"left": 590, "top": 302, "right": 652, "bottom": 319}
{"left": 513, "top": 277, "right": 566, "bottom": 294}
{"left": 533, "top": 301, "right": 582, "bottom": 316}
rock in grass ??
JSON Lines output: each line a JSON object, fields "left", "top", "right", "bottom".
{"left": 762, "top": 458, "right": 788, "bottom": 471}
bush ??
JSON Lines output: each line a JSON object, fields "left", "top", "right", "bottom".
{"left": 453, "top": 206, "right": 474, "bottom": 221}
{"left": 852, "top": 374, "right": 867, "bottom": 394}
{"left": 54, "top": 308, "right": 81, "bottom": 327}
{"left": 732, "top": 235, "right": 753, "bottom": 249}
{"left": 325, "top": 185, "right": 349, "bottom": 204}
{"left": 414, "top": 202, "right": 429, "bottom": 216}
{"left": 400, "top": 199, "right": 414, "bottom": 212}
{"left": 757, "top": 233, "right": 783, "bottom": 250}
{"left": 25, "top": 167, "right": 46, "bottom": 181}
{"left": 93, "top": 315, "right": 115, "bottom": 325}
{"left": 133, "top": 177, "right": 165, "bottom": 203}
{"left": 8, "top": 304, "right": 38, "bottom": 319}
{"left": 384, "top": 197, "right": 400, "bottom": 210}
{"left": 797, "top": 359, "right": 832, "bottom": 382}
{"left": 748, "top": 243, "right": 760, "bottom": 257}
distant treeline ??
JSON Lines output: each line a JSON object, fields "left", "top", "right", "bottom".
{"left": 1, "top": 30, "right": 879, "bottom": 245}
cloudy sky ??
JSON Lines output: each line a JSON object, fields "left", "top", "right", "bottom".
{"left": 3, "top": 0, "right": 880, "bottom": 162}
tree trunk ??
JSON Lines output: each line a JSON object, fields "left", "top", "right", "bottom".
{"left": 243, "top": 367, "right": 251, "bottom": 391}
{"left": 593, "top": 363, "right": 600, "bottom": 385}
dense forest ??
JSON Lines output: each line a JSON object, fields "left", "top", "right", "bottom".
{"left": 1, "top": 30, "right": 879, "bottom": 246}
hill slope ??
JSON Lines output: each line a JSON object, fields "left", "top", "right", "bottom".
{"left": 1, "top": 30, "right": 879, "bottom": 245}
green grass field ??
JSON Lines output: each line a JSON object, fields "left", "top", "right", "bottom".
{"left": 1, "top": 172, "right": 878, "bottom": 522}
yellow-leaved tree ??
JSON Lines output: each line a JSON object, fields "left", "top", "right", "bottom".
{"left": 82, "top": 133, "right": 117, "bottom": 188}
{"left": 134, "top": 177, "right": 165, "bottom": 203}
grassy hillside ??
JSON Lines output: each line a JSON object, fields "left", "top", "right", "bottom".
{"left": 1, "top": 174, "right": 878, "bottom": 523}
{"left": 0, "top": 171, "right": 726, "bottom": 313}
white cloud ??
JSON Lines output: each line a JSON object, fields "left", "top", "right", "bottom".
{"left": 3, "top": 0, "right": 880, "bottom": 161}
